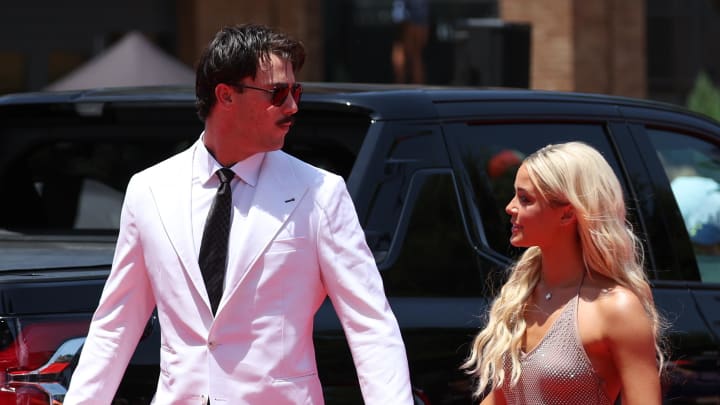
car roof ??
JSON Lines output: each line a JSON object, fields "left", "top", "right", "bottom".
{"left": 0, "top": 82, "right": 680, "bottom": 108}
{"left": 0, "top": 83, "right": 716, "bottom": 129}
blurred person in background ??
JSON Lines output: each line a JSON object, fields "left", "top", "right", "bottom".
{"left": 391, "top": 0, "right": 430, "bottom": 84}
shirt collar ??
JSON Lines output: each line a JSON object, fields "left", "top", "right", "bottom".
{"left": 195, "top": 133, "right": 265, "bottom": 187}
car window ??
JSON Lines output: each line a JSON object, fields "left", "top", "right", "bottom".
{"left": 0, "top": 108, "right": 367, "bottom": 234}
{"left": 0, "top": 138, "right": 192, "bottom": 232}
{"left": 284, "top": 109, "right": 370, "bottom": 181}
{"left": 444, "top": 122, "right": 630, "bottom": 260}
{"left": 381, "top": 171, "right": 486, "bottom": 297}
{"left": 647, "top": 129, "right": 720, "bottom": 283}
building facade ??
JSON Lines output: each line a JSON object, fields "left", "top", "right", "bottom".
{"left": 0, "top": 0, "right": 717, "bottom": 106}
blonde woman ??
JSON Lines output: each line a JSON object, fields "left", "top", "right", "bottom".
{"left": 464, "top": 142, "right": 664, "bottom": 404}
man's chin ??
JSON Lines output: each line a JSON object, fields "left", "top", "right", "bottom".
{"left": 267, "top": 138, "right": 286, "bottom": 152}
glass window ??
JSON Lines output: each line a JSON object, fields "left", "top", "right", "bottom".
{"left": 381, "top": 171, "right": 484, "bottom": 297}
{"left": 0, "top": 138, "right": 191, "bottom": 232}
{"left": 284, "top": 109, "right": 369, "bottom": 180}
{"left": 0, "top": 108, "right": 367, "bottom": 234}
{"left": 444, "top": 122, "right": 627, "bottom": 260}
{"left": 647, "top": 129, "right": 720, "bottom": 283}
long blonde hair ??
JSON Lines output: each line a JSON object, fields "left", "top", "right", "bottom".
{"left": 462, "top": 141, "right": 665, "bottom": 396}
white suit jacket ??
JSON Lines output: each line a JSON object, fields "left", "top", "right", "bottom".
{"left": 64, "top": 143, "right": 413, "bottom": 404}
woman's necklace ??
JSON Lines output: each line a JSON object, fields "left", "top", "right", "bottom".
{"left": 540, "top": 271, "right": 587, "bottom": 301}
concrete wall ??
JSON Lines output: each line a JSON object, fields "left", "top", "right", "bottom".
{"left": 500, "top": 0, "right": 646, "bottom": 98}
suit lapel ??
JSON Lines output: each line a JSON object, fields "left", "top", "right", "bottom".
{"left": 149, "top": 145, "right": 212, "bottom": 309}
{"left": 148, "top": 148, "right": 308, "bottom": 316}
{"left": 219, "top": 151, "right": 307, "bottom": 313}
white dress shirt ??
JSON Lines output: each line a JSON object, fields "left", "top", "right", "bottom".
{"left": 191, "top": 135, "right": 264, "bottom": 291}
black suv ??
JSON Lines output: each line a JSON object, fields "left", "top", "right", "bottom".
{"left": 0, "top": 84, "right": 718, "bottom": 404}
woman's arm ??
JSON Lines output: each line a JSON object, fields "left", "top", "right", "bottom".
{"left": 604, "top": 288, "right": 662, "bottom": 405}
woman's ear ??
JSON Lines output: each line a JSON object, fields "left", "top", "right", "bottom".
{"left": 560, "top": 206, "right": 576, "bottom": 225}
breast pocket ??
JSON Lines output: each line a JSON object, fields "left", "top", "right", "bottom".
{"left": 253, "top": 238, "right": 313, "bottom": 315}
{"left": 265, "top": 236, "right": 307, "bottom": 254}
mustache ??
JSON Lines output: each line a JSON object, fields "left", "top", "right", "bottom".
{"left": 278, "top": 116, "right": 295, "bottom": 125}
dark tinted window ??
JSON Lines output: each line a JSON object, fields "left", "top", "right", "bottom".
{"left": 444, "top": 122, "right": 627, "bottom": 259}
{"left": 284, "top": 109, "right": 370, "bottom": 181}
{"left": 0, "top": 106, "right": 368, "bottom": 233}
{"left": 381, "top": 171, "right": 484, "bottom": 297}
{"left": 0, "top": 138, "right": 191, "bottom": 232}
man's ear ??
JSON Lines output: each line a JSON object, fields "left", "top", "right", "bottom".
{"left": 215, "top": 84, "right": 234, "bottom": 105}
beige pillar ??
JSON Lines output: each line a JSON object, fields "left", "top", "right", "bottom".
{"left": 500, "top": 0, "right": 646, "bottom": 98}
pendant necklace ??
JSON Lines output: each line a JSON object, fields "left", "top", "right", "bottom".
{"left": 541, "top": 271, "right": 586, "bottom": 302}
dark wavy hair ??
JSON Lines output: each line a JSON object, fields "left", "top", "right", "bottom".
{"left": 194, "top": 23, "right": 306, "bottom": 121}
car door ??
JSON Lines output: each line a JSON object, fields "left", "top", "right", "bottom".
{"left": 626, "top": 120, "right": 720, "bottom": 401}
{"left": 311, "top": 117, "right": 497, "bottom": 404}
{"left": 359, "top": 119, "right": 497, "bottom": 404}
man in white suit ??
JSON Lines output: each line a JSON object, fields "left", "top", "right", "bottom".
{"left": 64, "top": 23, "right": 413, "bottom": 404}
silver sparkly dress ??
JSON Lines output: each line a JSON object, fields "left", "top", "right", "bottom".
{"left": 501, "top": 296, "right": 613, "bottom": 405}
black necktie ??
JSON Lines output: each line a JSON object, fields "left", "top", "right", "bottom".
{"left": 199, "top": 168, "right": 234, "bottom": 315}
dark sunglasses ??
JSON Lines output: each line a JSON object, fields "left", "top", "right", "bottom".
{"left": 235, "top": 82, "right": 303, "bottom": 107}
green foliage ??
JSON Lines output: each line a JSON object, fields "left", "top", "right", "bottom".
{"left": 687, "top": 71, "right": 720, "bottom": 122}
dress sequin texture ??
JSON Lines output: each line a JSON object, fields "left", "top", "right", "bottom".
{"left": 501, "top": 295, "right": 612, "bottom": 405}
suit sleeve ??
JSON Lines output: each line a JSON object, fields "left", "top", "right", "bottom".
{"left": 63, "top": 174, "right": 157, "bottom": 404}
{"left": 315, "top": 175, "right": 414, "bottom": 404}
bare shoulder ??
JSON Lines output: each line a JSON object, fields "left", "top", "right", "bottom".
{"left": 585, "top": 280, "right": 653, "bottom": 344}
{"left": 580, "top": 277, "right": 650, "bottom": 329}
{"left": 598, "top": 284, "right": 644, "bottom": 311}
{"left": 580, "top": 278, "right": 661, "bottom": 402}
